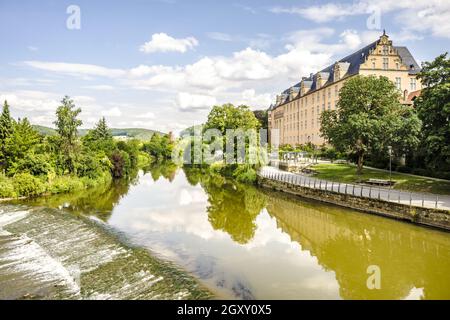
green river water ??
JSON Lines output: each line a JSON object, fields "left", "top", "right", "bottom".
{"left": 1, "top": 164, "right": 449, "bottom": 299}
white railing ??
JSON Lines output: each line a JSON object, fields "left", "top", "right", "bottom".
{"left": 259, "top": 167, "right": 444, "bottom": 210}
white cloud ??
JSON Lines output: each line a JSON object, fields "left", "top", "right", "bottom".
{"left": 24, "top": 61, "right": 126, "bottom": 78}
{"left": 83, "top": 85, "right": 115, "bottom": 91}
{"left": 139, "top": 33, "right": 199, "bottom": 53}
{"left": 206, "top": 32, "right": 233, "bottom": 42}
{"left": 238, "top": 89, "right": 273, "bottom": 109}
{"left": 270, "top": 0, "right": 450, "bottom": 39}
{"left": 137, "top": 112, "right": 156, "bottom": 119}
{"left": 177, "top": 92, "right": 217, "bottom": 111}
{"left": 101, "top": 107, "right": 122, "bottom": 117}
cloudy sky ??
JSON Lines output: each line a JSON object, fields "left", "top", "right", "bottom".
{"left": 1, "top": 0, "right": 449, "bottom": 134}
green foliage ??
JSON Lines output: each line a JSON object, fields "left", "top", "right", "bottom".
{"left": 12, "top": 172, "right": 46, "bottom": 197}
{"left": 0, "top": 97, "right": 150, "bottom": 199}
{"left": 253, "top": 110, "right": 268, "bottom": 128}
{"left": 54, "top": 96, "right": 83, "bottom": 174}
{"left": 205, "top": 103, "right": 260, "bottom": 135}
{"left": 0, "top": 174, "right": 16, "bottom": 198}
{"left": 0, "top": 101, "right": 15, "bottom": 169}
{"left": 4, "top": 118, "right": 41, "bottom": 171}
{"left": 8, "top": 152, "right": 53, "bottom": 176}
{"left": 415, "top": 53, "right": 450, "bottom": 172}
{"left": 319, "top": 146, "right": 338, "bottom": 162}
{"left": 233, "top": 164, "right": 257, "bottom": 184}
{"left": 48, "top": 176, "right": 84, "bottom": 194}
{"left": 142, "top": 133, "right": 174, "bottom": 160}
{"left": 82, "top": 117, "right": 114, "bottom": 153}
{"left": 320, "top": 75, "right": 421, "bottom": 174}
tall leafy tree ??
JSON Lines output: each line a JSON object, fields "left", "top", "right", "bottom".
{"left": 83, "top": 117, "right": 114, "bottom": 152}
{"left": 415, "top": 53, "right": 450, "bottom": 171}
{"left": 253, "top": 110, "right": 268, "bottom": 128}
{"left": 205, "top": 104, "right": 260, "bottom": 134}
{"left": 54, "top": 96, "right": 83, "bottom": 174}
{"left": 0, "top": 101, "right": 15, "bottom": 169}
{"left": 91, "top": 117, "right": 112, "bottom": 141}
{"left": 320, "top": 75, "right": 421, "bottom": 174}
{"left": 4, "top": 118, "right": 40, "bottom": 169}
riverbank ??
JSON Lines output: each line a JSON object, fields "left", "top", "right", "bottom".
{"left": 0, "top": 204, "right": 213, "bottom": 300}
{"left": 257, "top": 173, "right": 450, "bottom": 231}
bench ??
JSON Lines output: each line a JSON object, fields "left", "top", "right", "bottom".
{"left": 365, "top": 178, "right": 395, "bottom": 186}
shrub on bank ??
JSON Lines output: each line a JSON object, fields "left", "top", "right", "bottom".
{"left": 12, "top": 172, "right": 46, "bottom": 197}
{"left": 0, "top": 174, "right": 16, "bottom": 198}
{"left": 232, "top": 165, "right": 257, "bottom": 184}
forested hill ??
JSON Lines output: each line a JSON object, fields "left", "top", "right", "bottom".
{"left": 32, "top": 125, "right": 163, "bottom": 140}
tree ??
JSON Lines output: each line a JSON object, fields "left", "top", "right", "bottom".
{"left": 320, "top": 75, "right": 421, "bottom": 174}
{"left": 4, "top": 118, "right": 40, "bottom": 171}
{"left": 0, "top": 101, "right": 14, "bottom": 169}
{"left": 205, "top": 104, "right": 260, "bottom": 135}
{"left": 253, "top": 110, "right": 268, "bottom": 128}
{"left": 83, "top": 117, "right": 114, "bottom": 153}
{"left": 54, "top": 96, "right": 83, "bottom": 174}
{"left": 415, "top": 53, "right": 450, "bottom": 172}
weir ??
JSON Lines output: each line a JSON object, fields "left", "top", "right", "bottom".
{"left": 0, "top": 205, "right": 212, "bottom": 300}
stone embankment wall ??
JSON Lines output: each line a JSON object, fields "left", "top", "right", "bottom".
{"left": 257, "top": 176, "right": 450, "bottom": 231}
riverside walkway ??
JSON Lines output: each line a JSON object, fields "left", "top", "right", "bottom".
{"left": 260, "top": 166, "right": 450, "bottom": 211}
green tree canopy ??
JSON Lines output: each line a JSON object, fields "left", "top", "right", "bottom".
{"left": 0, "top": 101, "right": 15, "bottom": 169}
{"left": 415, "top": 53, "right": 450, "bottom": 171}
{"left": 5, "top": 118, "right": 40, "bottom": 166}
{"left": 205, "top": 104, "right": 260, "bottom": 134}
{"left": 83, "top": 117, "right": 114, "bottom": 153}
{"left": 54, "top": 96, "right": 83, "bottom": 174}
{"left": 320, "top": 75, "right": 421, "bottom": 174}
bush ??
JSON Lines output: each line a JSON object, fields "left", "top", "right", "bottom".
{"left": 12, "top": 173, "right": 46, "bottom": 197}
{"left": 47, "top": 176, "right": 85, "bottom": 194}
{"left": 0, "top": 175, "right": 16, "bottom": 198}
{"left": 8, "top": 153, "right": 53, "bottom": 176}
{"left": 233, "top": 165, "right": 257, "bottom": 184}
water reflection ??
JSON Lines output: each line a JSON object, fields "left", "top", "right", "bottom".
{"left": 18, "top": 163, "right": 450, "bottom": 299}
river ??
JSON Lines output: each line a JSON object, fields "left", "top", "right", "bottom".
{"left": 1, "top": 164, "right": 449, "bottom": 299}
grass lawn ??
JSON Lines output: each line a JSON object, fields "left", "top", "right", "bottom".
{"left": 311, "top": 163, "right": 450, "bottom": 195}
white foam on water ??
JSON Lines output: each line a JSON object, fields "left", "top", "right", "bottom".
{"left": 0, "top": 233, "right": 81, "bottom": 298}
{"left": 0, "top": 210, "right": 29, "bottom": 228}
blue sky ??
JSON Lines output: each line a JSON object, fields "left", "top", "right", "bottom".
{"left": 1, "top": 0, "right": 449, "bottom": 133}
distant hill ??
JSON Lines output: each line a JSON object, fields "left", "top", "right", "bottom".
{"left": 33, "top": 125, "right": 163, "bottom": 141}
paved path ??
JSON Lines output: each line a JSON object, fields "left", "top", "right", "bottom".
{"left": 260, "top": 166, "right": 450, "bottom": 211}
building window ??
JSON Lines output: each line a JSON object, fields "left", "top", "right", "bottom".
{"left": 322, "top": 104, "right": 325, "bottom": 111}
{"left": 383, "top": 45, "right": 389, "bottom": 55}
{"left": 383, "top": 58, "right": 388, "bottom": 70}
{"left": 328, "top": 88, "right": 331, "bottom": 99}
{"left": 396, "top": 62, "right": 399, "bottom": 70}
{"left": 335, "top": 85, "right": 338, "bottom": 95}
{"left": 395, "top": 77, "right": 401, "bottom": 90}
{"left": 328, "top": 102, "right": 331, "bottom": 110}
{"left": 410, "top": 78, "right": 417, "bottom": 91}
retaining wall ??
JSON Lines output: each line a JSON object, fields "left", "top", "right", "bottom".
{"left": 257, "top": 176, "right": 450, "bottom": 231}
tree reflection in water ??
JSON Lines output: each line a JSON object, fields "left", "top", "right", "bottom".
{"left": 183, "top": 166, "right": 266, "bottom": 244}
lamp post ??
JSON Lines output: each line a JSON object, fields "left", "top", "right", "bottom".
{"left": 387, "top": 145, "right": 392, "bottom": 188}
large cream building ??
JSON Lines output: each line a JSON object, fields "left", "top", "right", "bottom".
{"left": 268, "top": 32, "right": 422, "bottom": 146}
